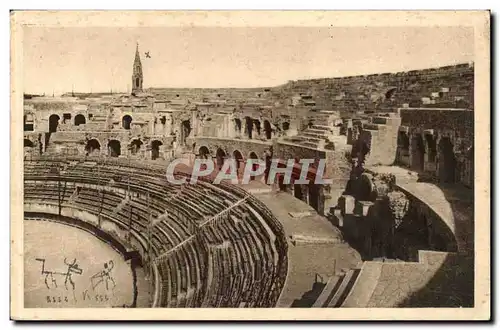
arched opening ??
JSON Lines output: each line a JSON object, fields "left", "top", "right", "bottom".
{"left": 245, "top": 116, "right": 253, "bottom": 139}
{"left": 385, "top": 87, "right": 397, "bottom": 100}
{"left": 233, "top": 150, "right": 244, "bottom": 178}
{"left": 253, "top": 120, "right": 262, "bottom": 137}
{"left": 151, "top": 140, "right": 163, "bottom": 160}
{"left": 24, "top": 139, "right": 34, "bottom": 148}
{"left": 282, "top": 122, "right": 290, "bottom": 131}
{"left": 216, "top": 148, "right": 226, "bottom": 170}
{"left": 438, "top": 137, "right": 456, "bottom": 183}
{"left": 108, "top": 140, "right": 121, "bottom": 157}
{"left": 181, "top": 120, "right": 191, "bottom": 145}
{"left": 24, "top": 114, "right": 34, "bottom": 131}
{"left": 263, "top": 120, "right": 272, "bottom": 140}
{"left": 249, "top": 151, "right": 259, "bottom": 181}
{"left": 122, "top": 115, "right": 132, "bottom": 130}
{"left": 130, "top": 139, "right": 143, "bottom": 156}
{"left": 411, "top": 133, "right": 425, "bottom": 171}
{"left": 74, "top": 114, "right": 86, "bottom": 126}
{"left": 85, "top": 139, "right": 100, "bottom": 156}
{"left": 198, "top": 146, "right": 210, "bottom": 159}
{"left": 48, "top": 114, "right": 60, "bottom": 133}
{"left": 135, "top": 77, "right": 140, "bottom": 89}
{"left": 234, "top": 118, "right": 242, "bottom": 135}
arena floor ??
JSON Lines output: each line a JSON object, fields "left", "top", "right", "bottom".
{"left": 24, "top": 219, "right": 135, "bottom": 308}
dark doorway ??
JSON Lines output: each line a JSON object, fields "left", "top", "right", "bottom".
{"left": 425, "top": 133, "right": 437, "bottom": 163}
{"left": 234, "top": 118, "right": 242, "bottom": 135}
{"left": 233, "top": 150, "right": 244, "bottom": 178}
{"left": 48, "top": 114, "right": 60, "bottom": 133}
{"left": 263, "top": 120, "right": 272, "bottom": 140}
{"left": 151, "top": 140, "right": 163, "bottom": 160}
{"left": 74, "top": 114, "right": 86, "bottom": 126}
{"left": 181, "top": 120, "right": 191, "bottom": 145}
{"left": 245, "top": 117, "right": 253, "bottom": 139}
{"left": 308, "top": 184, "right": 320, "bottom": 212}
{"left": 216, "top": 148, "right": 226, "bottom": 170}
{"left": 130, "top": 139, "right": 143, "bottom": 155}
{"left": 294, "top": 184, "right": 304, "bottom": 200}
{"left": 249, "top": 152, "right": 259, "bottom": 181}
{"left": 199, "top": 146, "right": 210, "bottom": 159}
{"left": 85, "top": 139, "right": 100, "bottom": 155}
{"left": 108, "top": 140, "right": 121, "bottom": 157}
{"left": 411, "top": 134, "right": 425, "bottom": 171}
{"left": 253, "top": 120, "right": 261, "bottom": 137}
{"left": 438, "top": 137, "right": 456, "bottom": 183}
{"left": 122, "top": 115, "right": 132, "bottom": 130}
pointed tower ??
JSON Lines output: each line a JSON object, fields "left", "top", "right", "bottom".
{"left": 132, "top": 42, "right": 143, "bottom": 94}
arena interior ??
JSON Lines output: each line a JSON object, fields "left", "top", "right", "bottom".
{"left": 23, "top": 45, "right": 474, "bottom": 308}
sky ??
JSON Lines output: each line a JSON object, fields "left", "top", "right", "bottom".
{"left": 23, "top": 26, "right": 474, "bottom": 95}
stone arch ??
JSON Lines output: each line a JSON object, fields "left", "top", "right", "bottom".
{"left": 122, "top": 115, "right": 132, "bottom": 130}
{"left": 151, "top": 140, "right": 163, "bottom": 160}
{"left": 129, "top": 139, "right": 143, "bottom": 155}
{"left": 385, "top": 87, "right": 398, "bottom": 100}
{"left": 215, "top": 148, "right": 226, "bottom": 170}
{"left": 48, "top": 114, "right": 60, "bottom": 133}
{"left": 248, "top": 151, "right": 260, "bottom": 181}
{"left": 263, "top": 120, "right": 272, "bottom": 140}
{"left": 74, "top": 114, "right": 86, "bottom": 126}
{"left": 108, "top": 140, "right": 121, "bottom": 157}
{"left": 85, "top": 139, "right": 101, "bottom": 156}
{"left": 198, "top": 146, "right": 211, "bottom": 159}
{"left": 233, "top": 149, "right": 244, "bottom": 177}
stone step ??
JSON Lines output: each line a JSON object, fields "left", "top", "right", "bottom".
{"left": 360, "top": 128, "right": 379, "bottom": 137}
{"left": 327, "top": 269, "right": 357, "bottom": 307}
{"left": 312, "top": 124, "right": 334, "bottom": 131}
{"left": 302, "top": 131, "right": 328, "bottom": 140}
{"left": 363, "top": 123, "right": 386, "bottom": 131}
{"left": 306, "top": 128, "right": 330, "bottom": 135}
{"left": 312, "top": 275, "right": 342, "bottom": 307}
{"left": 300, "top": 141, "right": 320, "bottom": 149}
{"left": 371, "top": 116, "right": 390, "bottom": 125}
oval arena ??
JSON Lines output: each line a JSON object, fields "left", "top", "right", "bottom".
{"left": 22, "top": 45, "right": 475, "bottom": 308}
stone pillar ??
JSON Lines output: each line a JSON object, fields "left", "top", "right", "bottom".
{"left": 165, "top": 114, "right": 173, "bottom": 136}
{"left": 227, "top": 115, "right": 236, "bottom": 138}
{"left": 191, "top": 110, "right": 198, "bottom": 137}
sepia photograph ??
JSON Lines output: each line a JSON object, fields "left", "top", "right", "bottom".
{"left": 10, "top": 10, "right": 490, "bottom": 321}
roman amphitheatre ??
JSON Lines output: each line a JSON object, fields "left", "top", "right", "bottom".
{"left": 23, "top": 45, "right": 474, "bottom": 308}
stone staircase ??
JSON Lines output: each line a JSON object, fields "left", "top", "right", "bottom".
{"left": 283, "top": 123, "right": 344, "bottom": 150}
{"left": 312, "top": 267, "right": 361, "bottom": 307}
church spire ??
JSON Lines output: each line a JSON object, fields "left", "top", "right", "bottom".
{"left": 132, "top": 42, "right": 143, "bottom": 94}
